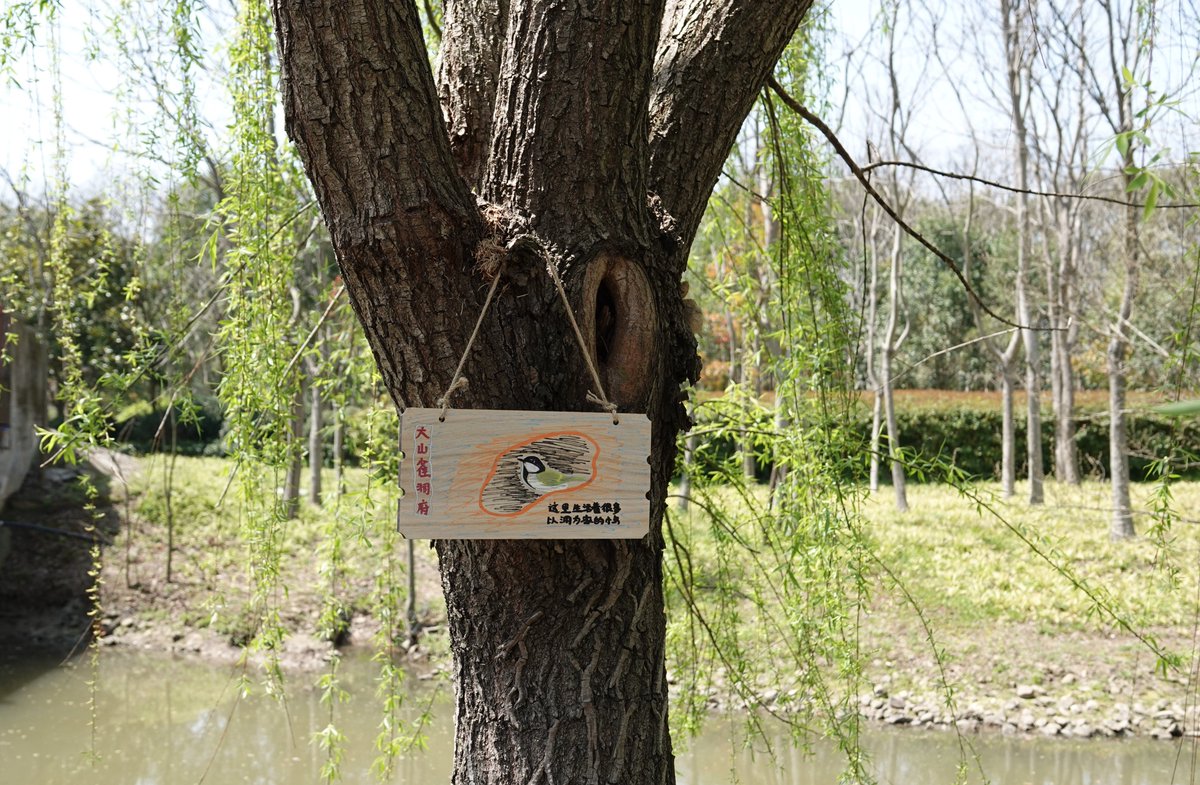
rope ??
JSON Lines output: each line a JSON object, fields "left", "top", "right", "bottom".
{"left": 545, "top": 260, "right": 620, "bottom": 425}
{"left": 435, "top": 240, "right": 621, "bottom": 426}
{"left": 437, "top": 266, "right": 505, "bottom": 421}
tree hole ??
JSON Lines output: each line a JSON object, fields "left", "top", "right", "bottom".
{"left": 595, "top": 278, "right": 618, "bottom": 365}
{"left": 582, "top": 254, "right": 655, "bottom": 408}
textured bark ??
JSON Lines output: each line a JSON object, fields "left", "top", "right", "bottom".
{"left": 272, "top": 1, "right": 810, "bottom": 783}
{"left": 437, "top": 0, "right": 508, "bottom": 188}
{"left": 649, "top": 0, "right": 813, "bottom": 252}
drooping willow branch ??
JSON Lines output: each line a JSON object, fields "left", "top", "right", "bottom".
{"left": 767, "top": 77, "right": 1043, "bottom": 332}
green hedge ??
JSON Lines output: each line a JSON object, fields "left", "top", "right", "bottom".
{"left": 882, "top": 405, "right": 1200, "bottom": 481}
{"left": 686, "top": 395, "right": 1200, "bottom": 483}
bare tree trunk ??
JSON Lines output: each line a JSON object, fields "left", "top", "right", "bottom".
{"left": 332, "top": 406, "right": 345, "bottom": 502}
{"left": 676, "top": 430, "right": 695, "bottom": 513}
{"left": 1050, "top": 226, "right": 1081, "bottom": 484}
{"left": 1002, "top": 0, "right": 1043, "bottom": 504}
{"left": 308, "top": 379, "right": 322, "bottom": 506}
{"left": 1102, "top": 0, "right": 1140, "bottom": 540}
{"left": 273, "top": 1, "right": 813, "bottom": 782}
{"left": 282, "top": 382, "right": 303, "bottom": 521}
{"left": 405, "top": 538, "right": 419, "bottom": 647}
{"left": 1000, "top": 369, "right": 1016, "bottom": 498}
{"left": 865, "top": 204, "right": 883, "bottom": 493}
{"left": 870, "top": 392, "right": 883, "bottom": 492}
{"left": 1109, "top": 197, "right": 1137, "bottom": 539}
{"left": 881, "top": 223, "right": 907, "bottom": 512}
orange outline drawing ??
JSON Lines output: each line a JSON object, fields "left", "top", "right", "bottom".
{"left": 477, "top": 430, "right": 600, "bottom": 518}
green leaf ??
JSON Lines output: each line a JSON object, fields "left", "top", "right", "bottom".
{"left": 1115, "top": 133, "right": 1130, "bottom": 159}
{"left": 1126, "top": 171, "right": 1148, "bottom": 192}
{"left": 1142, "top": 181, "right": 1159, "bottom": 221}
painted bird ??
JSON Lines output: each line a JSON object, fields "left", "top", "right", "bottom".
{"left": 518, "top": 455, "right": 587, "bottom": 495}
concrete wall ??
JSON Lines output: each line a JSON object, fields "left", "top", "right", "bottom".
{"left": 0, "top": 317, "right": 45, "bottom": 511}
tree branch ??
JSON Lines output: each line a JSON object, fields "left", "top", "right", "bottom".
{"left": 860, "top": 159, "right": 1200, "bottom": 209}
{"left": 437, "top": 0, "right": 507, "bottom": 188}
{"left": 768, "top": 77, "right": 1039, "bottom": 332}
{"left": 647, "top": 0, "right": 813, "bottom": 258}
{"left": 272, "top": 0, "right": 478, "bottom": 250}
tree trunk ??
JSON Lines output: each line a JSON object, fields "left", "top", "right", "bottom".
{"left": 1109, "top": 195, "right": 1137, "bottom": 539}
{"left": 1000, "top": 368, "right": 1016, "bottom": 499}
{"left": 881, "top": 224, "right": 907, "bottom": 512}
{"left": 332, "top": 406, "right": 345, "bottom": 502}
{"left": 308, "top": 379, "right": 322, "bottom": 506}
{"left": 272, "top": 1, "right": 812, "bottom": 782}
{"left": 282, "top": 382, "right": 303, "bottom": 520}
{"left": 1002, "top": 0, "right": 1043, "bottom": 505}
{"left": 870, "top": 392, "right": 883, "bottom": 492}
{"left": 865, "top": 205, "right": 882, "bottom": 493}
{"left": 676, "top": 431, "right": 695, "bottom": 513}
{"left": 1103, "top": 0, "right": 1139, "bottom": 541}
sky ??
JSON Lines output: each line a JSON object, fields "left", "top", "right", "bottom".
{"left": 1, "top": 0, "right": 1195, "bottom": 204}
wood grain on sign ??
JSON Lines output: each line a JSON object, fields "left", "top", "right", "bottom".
{"left": 397, "top": 407, "right": 651, "bottom": 539}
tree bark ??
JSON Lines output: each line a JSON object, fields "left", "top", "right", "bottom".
{"left": 271, "top": 1, "right": 810, "bottom": 782}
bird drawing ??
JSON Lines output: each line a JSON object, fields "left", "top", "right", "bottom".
{"left": 518, "top": 455, "right": 587, "bottom": 496}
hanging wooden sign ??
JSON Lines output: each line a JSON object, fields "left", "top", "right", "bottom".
{"left": 397, "top": 407, "right": 651, "bottom": 539}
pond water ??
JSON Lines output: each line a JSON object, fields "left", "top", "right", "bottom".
{"left": 0, "top": 650, "right": 1191, "bottom": 785}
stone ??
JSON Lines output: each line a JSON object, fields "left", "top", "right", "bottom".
{"left": 884, "top": 713, "right": 912, "bottom": 725}
{"left": 1071, "top": 723, "right": 1095, "bottom": 738}
{"left": 873, "top": 683, "right": 889, "bottom": 698}
{"left": 1040, "top": 722, "right": 1061, "bottom": 737}
{"left": 955, "top": 718, "right": 980, "bottom": 733}
{"left": 889, "top": 695, "right": 907, "bottom": 710}
{"left": 1016, "top": 684, "right": 1038, "bottom": 699}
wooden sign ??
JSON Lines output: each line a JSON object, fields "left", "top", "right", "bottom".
{"left": 397, "top": 407, "right": 651, "bottom": 539}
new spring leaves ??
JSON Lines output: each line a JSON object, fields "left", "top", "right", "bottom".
{"left": 397, "top": 408, "right": 652, "bottom": 539}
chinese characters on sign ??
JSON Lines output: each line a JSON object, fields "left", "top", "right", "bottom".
{"left": 413, "top": 425, "right": 432, "bottom": 517}
{"left": 545, "top": 501, "right": 622, "bottom": 526}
